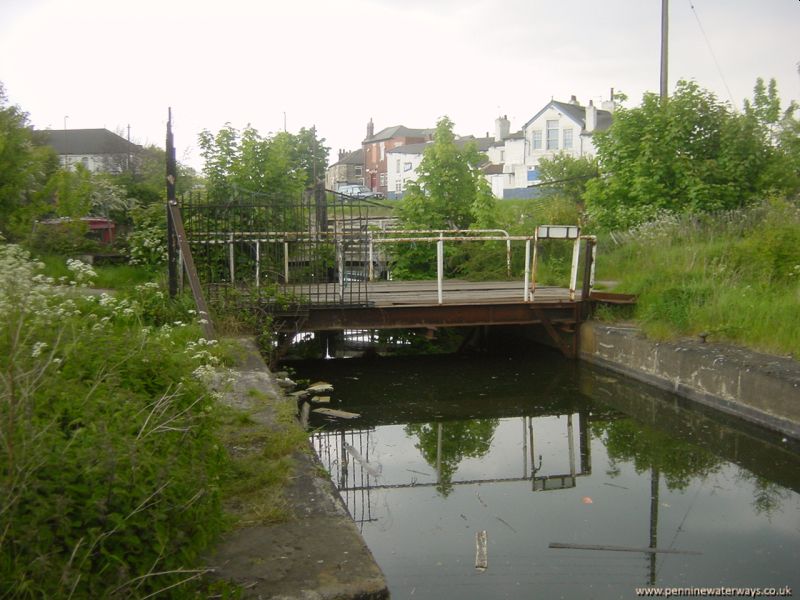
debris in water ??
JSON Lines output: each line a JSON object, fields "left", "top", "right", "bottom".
{"left": 476, "top": 491, "right": 488, "bottom": 508}
{"left": 307, "top": 382, "right": 334, "bottom": 394}
{"left": 603, "top": 482, "right": 629, "bottom": 490}
{"left": 475, "top": 530, "right": 488, "bottom": 571}
{"left": 312, "top": 408, "right": 360, "bottom": 419}
{"left": 495, "top": 515, "right": 517, "bottom": 533}
{"left": 344, "top": 443, "right": 382, "bottom": 478}
{"left": 549, "top": 542, "right": 701, "bottom": 555}
{"left": 406, "top": 469, "right": 431, "bottom": 477}
{"left": 582, "top": 496, "right": 593, "bottom": 505}
{"left": 312, "top": 395, "right": 331, "bottom": 404}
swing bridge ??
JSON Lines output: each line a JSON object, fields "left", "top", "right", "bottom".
{"left": 166, "top": 186, "right": 630, "bottom": 357}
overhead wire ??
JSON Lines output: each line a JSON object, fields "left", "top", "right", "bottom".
{"left": 687, "top": 0, "right": 738, "bottom": 110}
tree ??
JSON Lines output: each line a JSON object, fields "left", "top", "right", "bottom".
{"left": 0, "top": 83, "right": 58, "bottom": 238}
{"left": 584, "top": 80, "right": 783, "bottom": 230}
{"left": 198, "top": 124, "right": 328, "bottom": 202}
{"left": 399, "top": 117, "right": 496, "bottom": 230}
{"left": 535, "top": 152, "right": 598, "bottom": 222}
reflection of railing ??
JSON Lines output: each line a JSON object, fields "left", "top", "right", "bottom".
{"left": 310, "top": 413, "right": 593, "bottom": 528}
{"left": 310, "top": 428, "right": 378, "bottom": 528}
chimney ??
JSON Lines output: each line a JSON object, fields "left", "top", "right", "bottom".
{"left": 366, "top": 118, "right": 374, "bottom": 139}
{"left": 569, "top": 95, "right": 579, "bottom": 105}
{"left": 338, "top": 149, "right": 345, "bottom": 161}
{"left": 585, "top": 100, "right": 597, "bottom": 133}
{"left": 494, "top": 115, "right": 510, "bottom": 142}
{"left": 601, "top": 88, "right": 617, "bottom": 113}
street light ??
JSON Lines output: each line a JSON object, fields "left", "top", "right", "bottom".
{"left": 63, "top": 115, "right": 69, "bottom": 169}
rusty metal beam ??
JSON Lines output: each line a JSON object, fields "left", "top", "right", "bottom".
{"left": 272, "top": 301, "right": 579, "bottom": 332}
{"left": 532, "top": 307, "right": 574, "bottom": 358}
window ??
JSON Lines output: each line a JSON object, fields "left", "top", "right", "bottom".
{"left": 396, "top": 159, "right": 401, "bottom": 173}
{"left": 563, "top": 128, "right": 573, "bottom": 150}
{"left": 500, "top": 150, "right": 505, "bottom": 162}
{"left": 396, "top": 180, "right": 402, "bottom": 192}
{"left": 546, "top": 120, "right": 559, "bottom": 150}
{"left": 532, "top": 130, "right": 542, "bottom": 150}
{"left": 380, "top": 142, "right": 385, "bottom": 161}
{"left": 354, "top": 166, "right": 362, "bottom": 176}
{"left": 380, "top": 172, "right": 387, "bottom": 187}
{"left": 404, "top": 162, "right": 412, "bottom": 172}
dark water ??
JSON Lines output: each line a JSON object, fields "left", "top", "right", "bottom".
{"left": 289, "top": 350, "right": 800, "bottom": 599}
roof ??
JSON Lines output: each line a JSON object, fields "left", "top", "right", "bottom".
{"left": 332, "top": 148, "right": 364, "bottom": 166}
{"left": 522, "top": 100, "right": 613, "bottom": 133}
{"left": 387, "top": 136, "right": 494, "bottom": 155}
{"left": 363, "top": 125, "right": 435, "bottom": 143}
{"left": 482, "top": 163, "right": 505, "bottom": 175}
{"left": 40, "top": 128, "right": 141, "bottom": 155}
{"left": 490, "top": 131, "right": 524, "bottom": 147}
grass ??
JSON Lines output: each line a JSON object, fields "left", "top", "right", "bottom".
{"left": 217, "top": 388, "right": 309, "bottom": 527}
{"left": 595, "top": 199, "right": 800, "bottom": 357}
{"left": 34, "top": 252, "right": 158, "bottom": 290}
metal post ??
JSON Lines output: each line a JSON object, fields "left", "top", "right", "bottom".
{"left": 166, "top": 108, "right": 179, "bottom": 298}
{"left": 437, "top": 234, "right": 444, "bottom": 304}
{"left": 531, "top": 230, "right": 539, "bottom": 299}
{"left": 581, "top": 237, "right": 596, "bottom": 301}
{"left": 228, "top": 233, "right": 235, "bottom": 285}
{"left": 337, "top": 239, "right": 344, "bottom": 303}
{"left": 568, "top": 236, "right": 581, "bottom": 301}
{"left": 283, "top": 242, "right": 290, "bottom": 283}
{"left": 660, "top": 0, "right": 669, "bottom": 101}
{"left": 368, "top": 235, "right": 374, "bottom": 281}
{"left": 523, "top": 238, "right": 531, "bottom": 301}
{"left": 567, "top": 414, "right": 576, "bottom": 478}
{"left": 506, "top": 238, "right": 512, "bottom": 278}
{"left": 255, "top": 240, "right": 260, "bottom": 288}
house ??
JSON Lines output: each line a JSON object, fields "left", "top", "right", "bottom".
{"left": 325, "top": 148, "right": 365, "bottom": 190}
{"left": 486, "top": 94, "right": 615, "bottom": 198}
{"left": 362, "top": 120, "right": 434, "bottom": 195}
{"left": 386, "top": 135, "right": 494, "bottom": 199}
{"left": 40, "top": 128, "right": 141, "bottom": 174}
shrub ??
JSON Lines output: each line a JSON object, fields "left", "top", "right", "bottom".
{"left": 0, "top": 244, "right": 227, "bottom": 597}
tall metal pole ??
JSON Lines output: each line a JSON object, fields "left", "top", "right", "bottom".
{"left": 660, "top": 0, "right": 669, "bottom": 101}
{"left": 166, "top": 107, "right": 179, "bottom": 298}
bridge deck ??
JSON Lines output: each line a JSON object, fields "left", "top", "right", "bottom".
{"left": 273, "top": 281, "right": 585, "bottom": 341}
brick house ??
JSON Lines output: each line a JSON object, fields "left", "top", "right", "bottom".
{"left": 40, "top": 128, "right": 141, "bottom": 174}
{"left": 362, "top": 119, "right": 434, "bottom": 195}
{"left": 325, "top": 148, "right": 365, "bottom": 190}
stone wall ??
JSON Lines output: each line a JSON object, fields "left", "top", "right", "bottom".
{"left": 579, "top": 322, "right": 800, "bottom": 440}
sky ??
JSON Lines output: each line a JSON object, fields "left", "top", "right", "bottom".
{"left": 1, "top": 0, "right": 798, "bottom": 171}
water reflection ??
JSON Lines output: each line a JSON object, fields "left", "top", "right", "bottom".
{"left": 295, "top": 352, "right": 800, "bottom": 598}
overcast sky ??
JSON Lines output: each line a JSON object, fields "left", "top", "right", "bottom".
{"left": 1, "top": 0, "right": 798, "bottom": 171}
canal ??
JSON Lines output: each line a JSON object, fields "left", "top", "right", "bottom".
{"left": 288, "top": 349, "right": 800, "bottom": 599}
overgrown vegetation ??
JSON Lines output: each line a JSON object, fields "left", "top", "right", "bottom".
{"left": 0, "top": 244, "right": 229, "bottom": 597}
{"left": 597, "top": 199, "right": 800, "bottom": 356}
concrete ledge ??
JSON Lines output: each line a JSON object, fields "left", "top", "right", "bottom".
{"left": 207, "top": 339, "right": 389, "bottom": 599}
{"left": 580, "top": 323, "right": 800, "bottom": 440}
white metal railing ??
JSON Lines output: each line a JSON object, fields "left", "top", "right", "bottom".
{"left": 187, "top": 225, "right": 594, "bottom": 304}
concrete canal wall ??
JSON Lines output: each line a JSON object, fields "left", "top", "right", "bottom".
{"left": 579, "top": 322, "right": 800, "bottom": 440}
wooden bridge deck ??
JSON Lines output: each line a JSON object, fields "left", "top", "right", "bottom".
{"left": 272, "top": 281, "right": 587, "bottom": 358}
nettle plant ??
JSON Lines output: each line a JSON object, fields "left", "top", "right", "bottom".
{"left": 0, "top": 244, "right": 228, "bottom": 598}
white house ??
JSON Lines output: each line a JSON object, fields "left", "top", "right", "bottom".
{"left": 486, "top": 94, "right": 615, "bottom": 198}
{"left": 40, "top": 128, "right": 141, "bottom": 174}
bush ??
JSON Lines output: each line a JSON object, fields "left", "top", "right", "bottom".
{"left": 0, "top": 244, "right": 227, "bottom": 597}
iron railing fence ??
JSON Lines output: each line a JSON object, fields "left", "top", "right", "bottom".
{"left": 179, "top": 187, "right": 373, "bottom": 307}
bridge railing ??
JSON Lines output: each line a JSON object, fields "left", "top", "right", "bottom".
{"left": 368, "top": 225, "right": 596, "bottom": 304}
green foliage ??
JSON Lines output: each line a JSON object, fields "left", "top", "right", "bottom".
{"left": 405, "top": 419, "right": 498, "bottom": 496}
{"left": 393, "top": 117, "right": 497, "bottom": 279}
{"left": 0, "top": 244, "right": 227, "bottom": 597}
{"left": 0, "top": 83, "right": 59, "bottom": 239}
{"left": 399, "top": 117, "right": 496, "bottom": 231}
{"left": 591, "top": 418, "right": 721, "bottom": 491}
{"left": 29, "top": 219, "right": 100, "bottom": 255}
{"left": 198, "top": 124, "right": 328, "bottom": 201}
{"left": 127, "top": 203, "right": 168, "bottom": 266}
{"left": 597, "top": 199, "right": 800, "bottom": 356}
{"left": 585, "top": 79, "right": 798, "bottom": 230}
{"left": 535, "top": 152, "right": 598, "bottom": 219}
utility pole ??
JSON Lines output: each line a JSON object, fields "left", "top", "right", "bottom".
{"left": 660, "top": 0, "right": 669, "bottom": 101}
